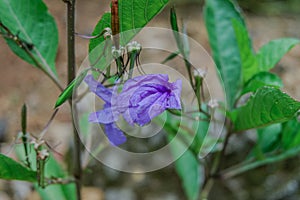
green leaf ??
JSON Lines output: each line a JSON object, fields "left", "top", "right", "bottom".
{"left": 170, "top": 7, "right": 184, "bottom": 56}
{"left": 15, "top": 145, "right": 76, "bottom": 200}
{"left": 89, "top": 0, "right": 169, "bottom": 52}
{"left": 256, "top": 38, "right": 300, "bottom": 72}
{"left": 241, "top": 72, "right": 283, "bottom": 95}
{"left": 281, "top": 118, "right": 300, "bottom": 150}
{"left": 157, "top": 111, "right": 207, "bottom": 200}
{"left": 161, "top": 51, "right": 180, "bottom": 64}
{"left": 55, "top": 69, "right": 89, "bottom": 108}
{"left": 0, "top": 154, "right": 36, "bottom": 182}
{"left": 119, "top": 0, "right": 169, "bottom": 45}
{"left": 232, "top": 19, "right": 257, "bottom": 83}
{"left": 204, "top": 0, "right": 245, "bottom": 109}
{"left": 256, "top": 124, "right": 282, "bottom": 155}
{"left": 0, "top": 0, "right": 58, "bottom": 78}
{"left": 170, "top": 7, "right": 180, "bottom": 35}
{"left": 168, "top": 132, "right": 202, "bottom": 200}
{"left": 233, "top": 86, "right": 300, "bottom": 131}
{"left": 172, "top": 146, "right": 202, "bottom": 200}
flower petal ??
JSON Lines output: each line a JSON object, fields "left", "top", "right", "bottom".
{"left": 85, "top": 75, "right": 112, "bottom": 103}
{"left": 88, "top": 106, "right": 117, "bottom": 124}
{"left": 167, "top": 79, "right": 182, "bottom": 109}
{"left": 121, "top": 74, "right": 169, "bottom": 92}
{"left": 167, "top": 93, "right": 181, "bottom": 109}
{"left": 129, "top": 92, "right": 168, "bottom": 126}
{"left": 105, "top": 123, "right": 127, "bottom": 146}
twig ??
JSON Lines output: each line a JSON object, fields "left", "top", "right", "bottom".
{"left": 21, "top": 104, "right": 31, "bottom": 168}
{"left": 38, "top": 109, "right": 59, "bottom": 140}
{"left": 63, "top": 0, "right": 82, "bottom": 199}
{"left": 111, "top": 0, "right": 120, "bottom": 48}
{"left": 220, "top": 146, "right": 300, "bottom": 179}
{"left": 215, "top": 119, "right": 233, "bottom": 172}
{"left": 201, "top": 118, "right": 233, "bottom": 199}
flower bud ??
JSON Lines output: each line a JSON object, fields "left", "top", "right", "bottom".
{"left": 193, "top": 68, "right": 207, "bottom": 78}
{"left": 208, "top": 99, "right": 219, "bottom": 109}
{"left": 103, "top": 28, "right": 112, "bottom": 39}
{"left": 38, "top": 149, "right": 49, "bottom": 160}
{"left": 111, "top": 46, "right": 123, "bottom": 59}
{"left": 126, "top": 41, "right": 142, "bottom": 53}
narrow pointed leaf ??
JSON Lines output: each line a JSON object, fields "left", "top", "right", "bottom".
{"left": 0, "top": 0, "right": 58, "bottom": 78}
{"left": 170, "top": 7, "right": 184, "bottom": 55}
{"left": 233, "top": 86, "right": 300, "bottom": 131}
{"left": 55, "top": 69, "right": 88, "bottom": 108}
{"left": 0, "top": 154, "right": 36, "bottom": 182}
{"left": 161, "top": 51, "right": 180, "bottom": 64}
{"left": 204, "top": 0, "right": 245, "bottom": 108}
{"left": 257, "top": 38, "right": 300, "bottom": 71}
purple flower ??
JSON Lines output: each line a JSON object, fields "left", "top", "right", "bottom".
{"left": 85, "top": 75, "right": 126, "bottom": 146}
{"left": 114, "top": 74, "right": 182, "bottom": 126}
{"left": 85, "top": 74, "right": 182, "bottom": 145}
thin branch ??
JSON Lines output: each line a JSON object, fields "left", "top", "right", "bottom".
{"left": 111, "top": 0, "right": 120, "bottom": 48}
{"left": 38, "top": 109, "right": 59, "bottom": 140}
{"left": 215, "top": 119, "right": 233, "bottom": 173}
{"left": 63, "top": 0, "right": 82, "bottom": 199}
{"left": 221, "top": 146, "right": 300, "bottom": 179}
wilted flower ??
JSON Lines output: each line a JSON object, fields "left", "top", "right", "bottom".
{"left": 85, "top": 74, "right": 182, "bottom": 145}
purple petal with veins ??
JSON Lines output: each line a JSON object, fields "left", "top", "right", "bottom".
{"left": 84, "top": 74, "right": 182, "bottom": 145}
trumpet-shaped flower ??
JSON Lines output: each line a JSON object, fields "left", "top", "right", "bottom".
{"left": 85, "top": 74, "right": 182, "bottom": 145}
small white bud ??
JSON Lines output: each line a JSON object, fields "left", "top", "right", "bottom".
{"left": 103, "top": 28, "right": 112, "bottom": 39}
{"left": 126, "top": 41, "right": 142, "bottom": 53}
{"left": 38, "top": 149, "right": 49, "bottom": 160}
{"left": 193, "top": 68, "right": 207, "bottom": 78}
{"left": 104, "top": 27, "right": 112, "bottom": 34}
{"left": 103, "top": 32, "right": 112, "bottom": 39}
{"left": 208, "top": 99, "right": 219, "bottom": 109}
{"left": 111, "top": 46, "right": 123, "bottom": 59}
{"left": 31, "top": 139, "right": 45, "bottom": 150}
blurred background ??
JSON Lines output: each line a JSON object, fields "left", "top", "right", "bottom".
{"left": 0, "top": 0, "right": 300, "bottom": 199}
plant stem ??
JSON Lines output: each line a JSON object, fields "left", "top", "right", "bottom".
{"left": 201, "top": 153, "right": 220, "bottom": 199}
{"left": 216, "top": 119, "right": 233, "bottom": 172}
{"left": 111, "top": 0, "right": 120, "bottom": 48}
{"left": 201, "top": 119, "right": 233, "bottom": 198}
{"left": 65, "top": 0, "right": 82, "bottom": 199}
{"left": 221, "top": 146, "right": 300, "bottom": 179}
{"left": 21, "top": 104, "right": 31, "bottom": 168}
